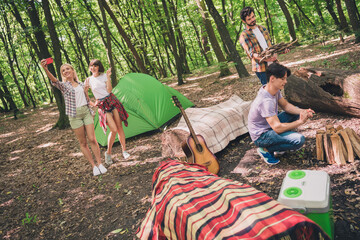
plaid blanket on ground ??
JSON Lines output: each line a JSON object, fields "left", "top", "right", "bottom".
{"left": 161, "top": 95, "right": 252, "bottom": 158}
{"left": 137, "top": 160, "right": 330, "bottom": 240}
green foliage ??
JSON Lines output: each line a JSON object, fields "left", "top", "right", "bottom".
{"left": 21, "top": 213, "right": 38, "bottom": 226}
{"left": 1, "top": 0, "right": 359, "bottom": 112}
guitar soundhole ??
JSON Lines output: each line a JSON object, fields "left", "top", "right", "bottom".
{"left": 196, "top": 144, "right": 203, "bottom": 152}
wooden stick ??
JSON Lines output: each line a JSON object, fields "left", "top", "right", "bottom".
{"left": 338, "top": 130, "right": 354, "bottom": 162}
{"left": 336, "top": 125, "right": 344, "bottom": 132}
{"left": 345, "top": 128, "right": 360, "bottom": 159}
{"left": 316, "top": 130, "right": 325, "bottom": 161}
{"left": 330, "top": 134, "right": 346, "bottom": 165}
{"left": 324, "top": 133, "right": 335, "bottom": 164}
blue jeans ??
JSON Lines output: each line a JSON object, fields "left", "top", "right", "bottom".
{"left": 255, "top": 72, "right": 267, "bottom": 85}
{"left": 254, "top": 112, "right": 305, "bottom": 154}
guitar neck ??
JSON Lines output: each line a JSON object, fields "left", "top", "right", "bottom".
{"left": 177, "top": 105, "right": 201, "bottom": 146}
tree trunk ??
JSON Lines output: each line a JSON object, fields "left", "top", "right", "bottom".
{"left": 344, "top": 0, "right": 360, "bottom": 43}
{"left": 98, "top": 0, "right": 117, "bottom": 86}
{"left": 324, "top": 0, "right": 341, "bottom": 27}
{"left": 284, "top": 68, "right": 360, "bottom": 117}
{"left": 292, "top": 0, "right": 315, "bottom": 27}
{"left": 335, "top": 0, "right": 350, "bottom": 32}
{"left": 160, "top": 0, "right": 184, "bottom": 85}
{"left": 54, "top": 0, "right": 90, "bottom": 65}
{"left": 313, "top": 0, "right": 325, "bottom": 23}
{"left": 27, "top": 0, "right": 69, "bottom": 129}
{"left": 99, "top": 0, "right": 148, "bottom": 74}
{"left": 277, "top": 0, "right": 297, "bottom": 41}
{"left": 0, "top": 69, "right": 17, "bottom": 112}
{"left": 195, "top": 0, "right": 230, "bottom": 76}
{"left": 204, "top": 0, "right": 249, "bottom": 78}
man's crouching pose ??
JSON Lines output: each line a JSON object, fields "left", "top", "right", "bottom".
{"left": 248, "top": 63, "right": 315, "bottom": 164}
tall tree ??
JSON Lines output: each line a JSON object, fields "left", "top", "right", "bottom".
{"left": 313, "top": 0, "right": 325, "bottom": 23}
{"left": 100, "top": 0, "right": 148, "bottom": 74}
{"left": 195, "top": 0, "right": 231, "bottom": 76}
{"left": 160, "top": 0, "right": 184, "bottom": 85}
{"left": 276, "top": 0, "right": 297, "bottom": 41}
{"left": 324, "top": 0, "right": 341, "bottom": 27}
{"left": 98, "top": 0, "right": 117, "bottom": 85}
{"left": 0, "top": 68, "right": 18, "bottom": 113}
{"left": 335, "top": 0, "right": 350, "bottom": 32}
{"left": 26, "top": 0, "right": 69, "bottom": 129}
{"left": 204, "top": 0, "right": 249, "bottom": 78}
{"left": 344, "top": 0, "right": 360, "bottom": 43}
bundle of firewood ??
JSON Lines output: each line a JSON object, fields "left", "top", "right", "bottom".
{"left": 259, "top": 39, "right": 298, "bottom": 62}
{"left": 316, "top": 125, "right": 360, "bottom": 165}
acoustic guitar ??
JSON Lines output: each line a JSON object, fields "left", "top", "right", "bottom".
{"left": 172, "top": 96, "right": 219, "bottom": 175}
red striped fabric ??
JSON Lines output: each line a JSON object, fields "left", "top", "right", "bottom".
{"left": 137, "top": 160, "right": 330, "bottom": 240}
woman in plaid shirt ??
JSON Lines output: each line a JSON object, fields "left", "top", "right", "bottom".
{"left": 40, "top": 59, "right": 107, "bottom": 176}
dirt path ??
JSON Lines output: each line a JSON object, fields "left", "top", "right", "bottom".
{"left": 1, "top": 37, "right": 360, "bottom": 239}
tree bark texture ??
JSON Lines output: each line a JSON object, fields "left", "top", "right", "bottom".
{"left": 284, "top": 68, "right": 360, "bottom": 117}
{"left": 204, "top": 0, "right": 249, "bottom": 78}
{"left": 344, "top": 0, "right": 360, "bottom": 43}
{"left": 195, "top": 0, "right": 230, "bottom": 77}
{"left": 27, "top": 0, "right": 69, "bottom": 129}
{"left": 277, "top": 0, "right": 297, "bottom": 41}
{"left": 100, "top": 0, "right": 148, "bottom": 74}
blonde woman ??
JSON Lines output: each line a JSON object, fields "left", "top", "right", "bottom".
{"left": 84, "top": 59, "right": 130, "bottom": 165}
{"left": 40, "top": 59, "right": 107, "bottom": 176}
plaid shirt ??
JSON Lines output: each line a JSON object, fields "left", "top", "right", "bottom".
{"left": 239, "top": 25, "right": 272, "bottom": 72}
{"left": 51, "top": 80, "right": 93, "bottom": 117}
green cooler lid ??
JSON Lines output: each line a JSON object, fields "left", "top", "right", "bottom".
{"left": 289, "top": 170, "right": 306, "bottom": 179}
{"left": 284, "top": 187, "right": 302, "bottom": 198}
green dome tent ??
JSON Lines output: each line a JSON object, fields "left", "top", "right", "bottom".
{"left": 94, "top": 73, "right": 194, "bottom": 146}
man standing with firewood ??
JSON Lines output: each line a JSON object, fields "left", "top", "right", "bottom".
{"left": 248, "top": 63, "right": 315, "bottom": 164}
{"left": 239, "top": 6, "right": 289, "bottom": 85}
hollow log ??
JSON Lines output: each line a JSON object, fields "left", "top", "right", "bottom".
{"left": 284, "top": 68, "right": 360, "bottom": 117}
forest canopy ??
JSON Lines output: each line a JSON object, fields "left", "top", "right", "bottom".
{"left": 1, "top": 0, "right": 359, "bottom": 128}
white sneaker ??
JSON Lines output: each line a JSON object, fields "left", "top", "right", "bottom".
{"left": 98, "top": 164, "right": 107, "bottom": 174}
{"left": 105, "top": 152, "right": 113, "bottom": 165}
{"left": 123, "top": 151, "right": 130, "bottom": 159}
{"left": 93, "top": 166, "right": 101, "bottom": 176}
{"left": 274, "top": 151, "right": 285, "bottom": 157}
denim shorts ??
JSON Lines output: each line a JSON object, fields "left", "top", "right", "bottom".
{"left": 68, "top": 105, "right": 94, "bottom": 129}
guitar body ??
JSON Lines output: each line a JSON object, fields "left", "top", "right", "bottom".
{"left": 181, "top": 134, "right": 220, "bottom": 175}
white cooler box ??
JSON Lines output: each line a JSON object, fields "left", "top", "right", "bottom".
{"left": 277, "top": 170, "right": 333, "bottom": 239}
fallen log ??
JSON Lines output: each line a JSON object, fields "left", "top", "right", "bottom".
{"left": 284, "top": 68, "right": 360, "bottom": 117}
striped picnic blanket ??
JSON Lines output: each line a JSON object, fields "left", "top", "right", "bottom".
{"left": 137, "top": 160, "right": 330, "bottom": 240}
{"left": 161, "top": 95, "right": 251, "bottom": 158}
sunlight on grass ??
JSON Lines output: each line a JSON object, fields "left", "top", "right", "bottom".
{"left": 9, "top": 156, "right": 20, "bottom": 162}
{"left": 0, "top": 131, "right": 16, "bottom": 138}
{"left": 37, "top": 142, "right": 58, "bottom": 148}
{"left": 284, "top": 47, "right": 354, "bottom": 68}
{"left": 0, "top": 199, "right": 14, "bottom": 207}
{"left": 201, "top": 95, "right": 228, "bottom": 103}
{"left": 11, "top": 149, "right": 25, "bottom": 154}
{"left": 186, "top": 72, "right": 218, "bottom": 81}
{"left": 35, "top": 124, "right": 53, "bottom": 134}
{"left": 7, "top": 169, "right": 22, "bottom": 177}
{"left": 6, "top": 137, "right": 22, "bottom": 145}
{"left": 69, "top": 152, "right": 83, "bottom": 158}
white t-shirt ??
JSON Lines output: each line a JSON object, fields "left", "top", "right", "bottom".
{"left": 253, "top": 27, "right": 268, "bottom": 51}
{"left": 74, "top": 84, "right": 88, "bottom": 108}
{"left": 88, "top": 74, "right": 110, "bottom": 99}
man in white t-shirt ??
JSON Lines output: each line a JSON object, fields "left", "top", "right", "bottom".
{"left": 239, "top": 6, "right": 289, "bottom": 85}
